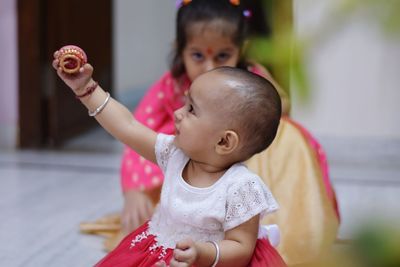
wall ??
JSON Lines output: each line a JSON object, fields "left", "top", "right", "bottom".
{"left": 114, "top": 0, "right": 175, "bottom": 97}
{"left": 292, "top": 0, "right": 400, "bottom": 139}
{"left": 0, "top": 0, "right": 18, "bottom": 149}
{"left": 116, "top": 0, "right": 400, "bottom": 139}
{"left": 2, "top": 1, "right": 399, "bottom": 149}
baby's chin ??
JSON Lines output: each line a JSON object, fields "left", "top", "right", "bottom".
{"left": 172, "top": 136, "right": 181, "bottom": 149}
{"left": 173, "top": 137, "right": 190, "bottom": 156}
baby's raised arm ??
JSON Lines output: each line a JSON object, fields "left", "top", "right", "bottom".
{"left": 52, "top": 51, "right": 158, "bottom": 163}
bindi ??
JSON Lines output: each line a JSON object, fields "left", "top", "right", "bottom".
{"left": 206, "top": 47, "right": 214, "bottom": 56}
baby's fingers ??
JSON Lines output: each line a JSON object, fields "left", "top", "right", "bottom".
{"left": 173, "top": 248, "right": 194, "bottom": 263}
{"left": 169, "top": 258, "right": 189, "bottom": 267}
{"left": 53, "top": 50, "right": 60, "bottom": 59}
{"left": 175, "top": 239, "right": 194, "bottom": 250}
{"left": 80, "top": 63, "right": 94, "bottom": 76}
{"left": 52, "top": 58, "right": 60, "bottom": 70}
{"left": 154, "top": 260, "right": 168, "bottom": 267}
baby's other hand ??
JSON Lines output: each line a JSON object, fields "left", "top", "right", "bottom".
{"left": 52, "top": 50, "right": 93, "bottom": 94}
{"left": 121, "top": 189, "right": 154, "bottom": 234}
{"left": 170, "top": 238, "right": 198, "bottom": 267}
{"left": 154, "top": 260, "right": 168, "bottom": 267}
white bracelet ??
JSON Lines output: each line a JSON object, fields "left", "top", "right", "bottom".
{"left": 208, "top": 241, "right": 220, "bottom": 267}
{"left": 88, "top": 92, "right": 111, "bottom": 117}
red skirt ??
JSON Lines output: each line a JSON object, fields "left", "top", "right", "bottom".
{"left": 95, "top": 222, "right": 287, "bottom": 267}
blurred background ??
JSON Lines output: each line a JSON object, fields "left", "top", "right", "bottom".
{"left": 2, "top": 0, "right": 400, "bottom": 147}
{"left": 0, "top": 0, "right": 399, "bottom": 266}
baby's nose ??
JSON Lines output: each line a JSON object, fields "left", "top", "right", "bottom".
{"left": 174, "top": 109, "right": 183, "bottom": 121}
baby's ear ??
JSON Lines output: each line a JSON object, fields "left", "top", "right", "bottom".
{"left": 215, "top": 130, "right": 239, "bottom": 155}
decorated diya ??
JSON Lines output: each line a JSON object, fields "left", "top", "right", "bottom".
{"left": 57, "top": 45, "right": 87, "bottom": 74}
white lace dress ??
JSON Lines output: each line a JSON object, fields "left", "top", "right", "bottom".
{"left": 95, "top": 134, "right": 282, "bottom": 266}
{"left": 147, "top": 134, "right": 279, "bottom": 248}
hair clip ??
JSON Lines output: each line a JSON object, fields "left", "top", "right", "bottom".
{"left": 229, "top": 0, "right": 240, "bottom": 6}
{"left": 176, "top": 0, "right": 192, "bottom": 8}
{"left": 243, "top": 9, "right": 252, "bottom": 18}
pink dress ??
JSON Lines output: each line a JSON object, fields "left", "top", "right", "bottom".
{"left": 120, "top": 72, "right": 190, "bottom": 191}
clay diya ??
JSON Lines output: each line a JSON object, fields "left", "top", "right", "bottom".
{"left": 57, "top": 45, "right": 87, "bottom": 74}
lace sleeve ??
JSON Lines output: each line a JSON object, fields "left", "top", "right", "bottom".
{"left": 224, "top": 177, "right": 279, "bottom": 231}
{"left": 155, "top": 134, "right": 176, "bottom": 173}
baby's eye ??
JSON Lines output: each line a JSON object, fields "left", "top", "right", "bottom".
{"left": 188, "top": 104, "right": 195, "bottom": 114}
{"left": 191, "top": 52, "right": 204, "bottom": 62}
{"left": 216, "top": 52, "right": 231, "bottom": 62}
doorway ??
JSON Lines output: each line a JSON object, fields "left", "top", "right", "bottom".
{"left": 18, "top": 0, "right": 113, "bottom": 148}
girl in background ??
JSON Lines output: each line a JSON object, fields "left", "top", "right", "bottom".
{"left": 118, "top": 0, "right": 289, "bottom": 234}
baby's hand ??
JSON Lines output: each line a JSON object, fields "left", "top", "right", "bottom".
{"left": 52, "top": 49, "right": 93, "bottom": 95}
{"left": 154, "top": 261, "right": 168, "bottom": 267}
{"left": 170, "top": 238, "right": 198, "bottom": 267}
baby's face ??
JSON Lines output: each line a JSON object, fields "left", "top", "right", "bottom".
{"left": 182, "top": 24, "right": 240, "bottom": 82}
{"left": 173, "top": 71, "right": 232, "bottom": 159}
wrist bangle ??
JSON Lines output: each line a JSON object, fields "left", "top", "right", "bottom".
{"left": 75, "top": 81, "right": 98, "bottom": 99}
{"left": 88, "top": 92, "right": 111, "bottom": 117}
{"left": 208, "top": 241, "right": 220, "bottom": 267}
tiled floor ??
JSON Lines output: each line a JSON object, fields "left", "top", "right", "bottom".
{"left": 0, "top": 127, "right": 399, "bottom": 266}
{"left": 0, "top": 129, "right": 122, "bottom": 267}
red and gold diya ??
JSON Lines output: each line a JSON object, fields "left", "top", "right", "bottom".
{"left": 57, "top": 45, "right": 87, "bottom": 74}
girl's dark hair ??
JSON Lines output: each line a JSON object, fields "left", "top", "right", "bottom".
{"left": 170, "top": 0, "right": 256, "bottom": 78}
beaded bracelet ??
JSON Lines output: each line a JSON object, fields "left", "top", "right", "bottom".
{"left": 75, "top": 81, "right": 98, "bottom": 99}
{"left": 88, "top": 92, "right": 111, "bottom": 117}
